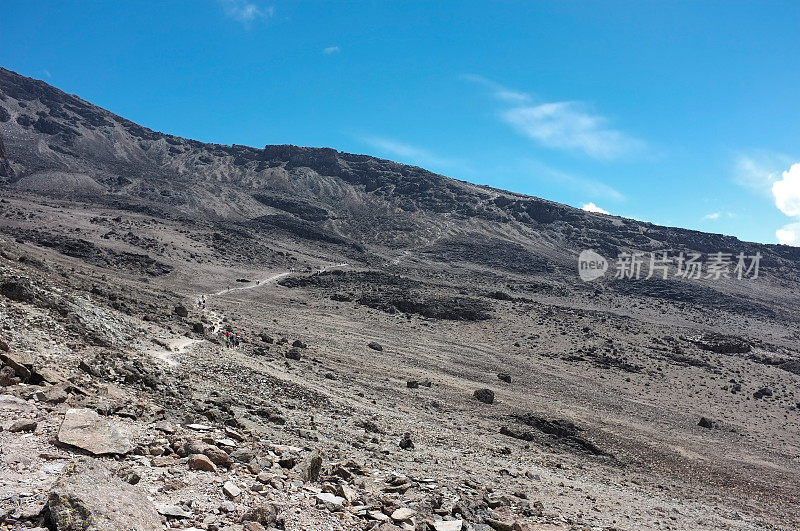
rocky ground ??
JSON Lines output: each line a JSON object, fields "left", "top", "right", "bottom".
{"left": 1, "top": 67, "right": 800, "bottom": 530}
{"left": 1, "top": 191, "right": 799, "bottom": 531}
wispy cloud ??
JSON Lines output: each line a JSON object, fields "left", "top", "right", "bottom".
{"left": 323, "top": 46, "right": 341, "bottom": 55}
{"left": 582, "top": 202, "right": 610, "bottom": 215}
{"left": 734, "top": 151, "right": 792, "bottom": 196}
{"left": 466, "top": 75, "right": 645, "bottom": 160}
{"left": 220, "top": 0, "right": 272, "bottom": 24}
{"left": 502, "top": 102, "right": 645, "bottom": 160}
{"left": 359, "top": 135, "right": 457, "bottom": 171}
{"left": 462, "top": 74, "right": 530, "bottom": 104}
{"left": 701, "top": 211, "right": 735, "bottom": 221}
{"left": 525, "top": 160, "right": 624, "bottom": 202}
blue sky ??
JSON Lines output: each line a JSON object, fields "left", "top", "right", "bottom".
{"left": 2, "top": 1, "right": 799, "bottom": 245}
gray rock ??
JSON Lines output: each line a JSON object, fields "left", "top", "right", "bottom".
{"left": 223, "top": 480, "right": 241, "bottom": 499}
{"left": 156, "top": 504, "right": 191, "bottom": 518}
{"left": 57, "top": 408, "right": 132, "bottom": 455}
{"left": 7, "top": 419, "right": 37, "bottom": 432}
{"left": 315, "top": 492, "right": 345, "bottom": 511}
{"left": 433, "top": 521, "right": 463, "bottom": 531}
{"left": 230, "top": 447, "right": 255, "bottom": 463}
{"left": 367, "top": 341, "right": 383, "bottom": 351}
{"left": 0, "top": 351, "right": 33, "bottom": 380}
{"left": 297, "top": 451, "right": 322, "bottom": 482}
{"left": 48, "top": 458, "right": 161, "bottom": 530}
{"left": 497, "top": 373, "right": 512, "bottom": 383}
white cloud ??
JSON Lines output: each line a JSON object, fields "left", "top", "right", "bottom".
{"left": 765, "top": 162, "right": 800, "bottom": 246}
{"left": 772, "top": 163, "right": 800, "bottom": 217}
{"left": 582, "top": 202, "right": 609, "bottom": 215}
{"left": 502, "top": 102, "right": 645, "bottom": 160}
{"left": 702, "top": 212, "right": 721, "bottom": 220}
{"left": 323, "top": 46, "right": 341, "bottom": 55}
{"left": 220, "top": 0, "right": 272, "bottom": 24}
{"left": 776, "top": 223, "right": 800, "bottom": 245}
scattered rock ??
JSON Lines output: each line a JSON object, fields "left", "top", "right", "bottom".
{"left": 0, "top": 365, "right": 20, "bottom": 386}
{"left": 753, "top": 387, "right": 773, "bottom": 399}
{"left": 0, "top": 338, "right": 8, "bottom": 351}
{"left": 407, "top": 380, "right": 420, "bottom": 389}
{"left": 688, "top": 333, "right": 750, "bottom": 354}
{"left": 698, "top": 417, "right": 714, "bottom": 429}
{"left": 286, "top": 348, "right": 302, "bottom": 360}
{"left": 0, "top": 351, "right": 32, "bottom": 381}
{"left": 242, "top": 503, "right": 277, "bottom": 527}
{"left": 223, "top": 480, "right": 241, "bottom": 499}
{"left": 188, "top": 453, "right": 218, "bottom": 472}
{"left": 174, "top": 304, "right": 189, "bottom": 318}
{"left": 48, "top": 458, "right": 161, "bottom": 530}
{"left": 432, "top": 520, "right": 463, "bottom": 531}
{"left": 391, "top": 507, "right": 416, "bottom": 521}
{"left": 368, "top": 341, "right": 383, "bottom": 351}
{"left": 474, "top": 388, "right": 495, "bottom": 404}
{"left": 316, "top": 492, "right": 345, "bottom": 511}
{"left": 57, "top": 408, "right": 132, "bottom": 455}
{"left": 0, "top": 278, "right": 36, "bottom": 303}
{"left": 297, "top": 451, "right": 322, "bottom": 482}
{"left": 497, "top": 372, "right": 512, "bottom": 383}
{"left": 7, "top": 419, "right": 37, "bottom": 432}
{"left": 156, "top": 504, "right": 191, "bottom": 518}
{"left": 292, "top": 339, "right": 307, "bottom": 348}
{"left": 203, "top": 444, "right": 234, "bottom": 468}
{"left": 399, "top": 432, "right": 414, "bottom": 450}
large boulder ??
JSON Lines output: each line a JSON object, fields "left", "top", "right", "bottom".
{"left": 57, "top": 408, "right": 132, "bottom": 455}
{"left": 47, "top": 458, "right": 161, "bottom": 530}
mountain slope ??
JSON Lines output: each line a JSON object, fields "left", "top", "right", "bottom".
{"left": 2, "top": 68, "right": 800, "bottom": 529}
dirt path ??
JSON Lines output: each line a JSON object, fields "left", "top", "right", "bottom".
{"left": 150, "top": 263, "right": 352, "bottom": 366}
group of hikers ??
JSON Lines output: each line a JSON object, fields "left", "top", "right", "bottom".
{"left": 224, "top": 329, "right": 240, "bottom": 349}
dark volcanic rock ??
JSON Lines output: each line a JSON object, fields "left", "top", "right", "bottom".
{"left": 474, "top": 388, "right": 495, "bottom": 404}
{"left": 497, "top": 372, "right": 512, "bottom": 383}
{"left": 502, "top": 413, "right": 611, "bottom": 457}
{"left": 399, "top": 432, "right": 414, "bottom": 450}
{"left": 698, "top": 417, "right": 714, "bottom": 429}
{"left": 688, "top": 333, "right": 751, "bottom": 354}
{"left": 753, "top": 387, "right": 773, "bottom": 399}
